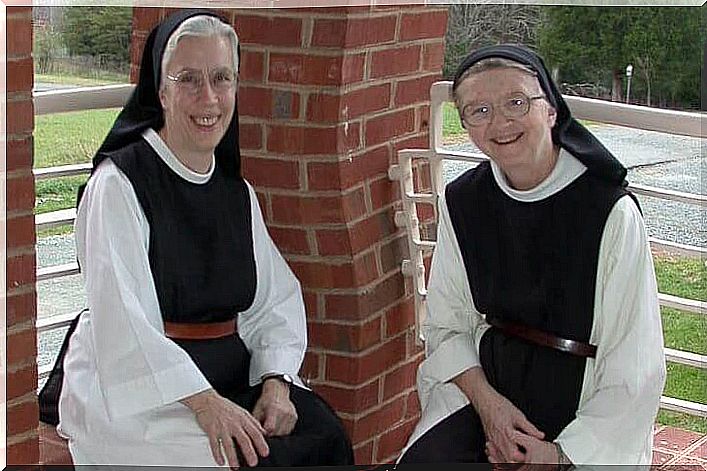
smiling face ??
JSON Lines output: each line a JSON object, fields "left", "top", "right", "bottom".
{"left": 158, "top": 34, "right": 235, "bottom": 170}
{"left": 455, "top": 67, "right": 558, "bottom": 188}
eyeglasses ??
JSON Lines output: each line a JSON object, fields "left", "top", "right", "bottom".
{"left": 460, "top": 92, "right": 546, "bottom": 127}
{"left": 165, "top": 67, "right": 237, "bottom": 95}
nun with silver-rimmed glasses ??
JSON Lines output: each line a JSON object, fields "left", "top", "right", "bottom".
{"left": 398, "top": 45, "right": 665, "bottom": 466}
{"left": 39, "top": 10, "right": 352, "bottom": 468}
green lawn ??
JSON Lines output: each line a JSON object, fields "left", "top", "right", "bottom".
{"left": 653, "top": 255, "right": 707, "bottom": 433}
{"left": 36, "top": 71, "right": 127, "bottom": 87}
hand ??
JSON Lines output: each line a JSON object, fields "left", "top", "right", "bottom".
{"left": 514, "top": 433, "right": 561, "bottom": 464}
{"left": 453, "top": 368, "right": 544, "bottom": 463}
{"left": 181, "top": 388, "right": 269, "bottom": 468}
{"left": 252, "top": 378, "right": 298, "bottom": 437}
{"left": 487, "top": 434, "right": 558, "bottom": 469}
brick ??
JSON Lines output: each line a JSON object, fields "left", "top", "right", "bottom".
{"left": 342, "top": 53, "right": 367, "bottom": 84}
{"left": 240, "top": 49, "right": 265, "bottom": 82}
{"left": 382, "top": 357, "right": 419, "bottom": 401}
{"left": 39, "top": 424, "right": 73, "bottom": 466}
{"left": 316, "top": 209, "right": 397, "bottom": 257}
{"left": 239, "top": 86, "right": 272, "bottom": 119}
{"left": 132, "top": 7, "right": 163, "bottom": 34}
{"left": 391, "top": 133, "right": 429, "bottom": 157}
{"left": 234, "top": 15, "right": 302, "bottom": 47}
{"left": 7, "top": 136, "right": 33, "bottom": 173}
{"left": 7, "top": 214, "right": 36, "bottom": 252}
{"left": 7, "top": 326, "right": 37, "bottom": 369}
{"left": 370, "top": 45, "right": 421, "bottom": 79}
{"left": 400, "top": 10, "right": 448, "bottom": 41}
{"left": 7, "top": 363, "right": 37, "bottom": 402}
{"left": 7, "top": 173, "right": 35, "bottom": 213}
{"left": 422, "top": 41, "right": 445, "bottom": 72}
{"left": 290, "top": 251, "right": 379, "bottom": 290}
{"left": 8, "top": 400, "right": 39, "bottom": 436}
{"left": 8, "top": 57, "right": 33, "bottom": 94}
{"left": 303, "top": 291, "right": 318, "bottom": 319}
{"left": 267, "top": 123, "right": 360, "bottom": 155}
{"left": 7, "top": 99, "right": 34, "bottom": 135}
{"left": 271, "top": 189, "right": 367, "bottom": 225}
{"left": 384, "top": 298, "right": 416, "bottom": 338}
{"left": 311, "top": 16, "right": 397, "bottom": 48}
{"left": 7, "top": 437, "right": 39, "bottom": 466}
{"left": 309, "top": 315, "right": 382, "bottom": 352}
{"left": 353, "top": 439, "right": 374, "bottom": 464}
{"left": 325, "top": 272, "right": 406, "bottom": 321}
{"left": 307, "top": 84, "right": 391, "bottom": 124}
{"left": 268, "top": 227, "right": 310, "bottom": 255}
{"left": 370, "top": 175, "right": 401, "bottom": 212}
{"left": 366, "top": 108, "right": 415, "bottom": 147}
{"left": 343, "top": 84, "right": 393, "bottom": 120}
{"left": 241, "top": 157, "right": 300, "bottom": 189}
{"left": 395, "top": 75, "right": 438, "bottom": 107}
{"left": 417, "top": 104, "right": 431, "bottom": 133}
{"left": 376, "top": 417, "right": 417, "bottom": 463}
{"left": 7, "top": 13, "right": 32, "bottom": 57}
{"left": 7, "top": 290, "right": 36, "bottom": 327}
{"left": 379, "top": 234, "right": 408, "bottom": 275}
{"left": 240, "top": 86, "right": 300, "bottom": 120}
{"left": 326, "top": 335, "right": 406, "bottom": 384}
{"left": 7, "top": 252, "right": 36, "bottom": 291}
{"left": 239, "top": 122, "right": 262, "bottom": 150}
{"left": 269, "top": 53, "right": 365, "bottom": 86}
{"left": 316, "top": 380, "right": 380, "bottom": 415}
{"left": 405, "top": 389, "right": 421, "bottom": 419}
{"left": 301, "top": 351, "right": 321, "bottom": 382}
{"left": 348, "top": 395, "right": 406, "bottom": 443}
{"left": 307, "top": 146, "right": 390, "bottom": 191}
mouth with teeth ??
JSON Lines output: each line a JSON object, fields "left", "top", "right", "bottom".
{"left": 191, "top": 114, "right": 220, "bottom": 130}
{"left": 491, "top": 132, "right": 523, "bottom": 145}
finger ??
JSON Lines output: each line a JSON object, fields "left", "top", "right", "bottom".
{"left": 232, "top": 428, "right": 259, "bottom": 467}
{"left": 243, "top": 419, "right": 270, "bottom": 458}
{"left": 222, "top": 436, "right": 241, "bottom": 470}
{"left": 486, "top": 441, "right": 501, "bottom": 463}
{"left": 263, "top": 412, "right": 278, "bottom": 436}
{"left": 208, "top": 434, "right": 225, "bottom": 466}
{"left": 514, "top": 415, "right": 544, "bottom": 439}
{"left": 251, "top": 403, "right": 265, "bottom": 423}
{"left": 245, "top": 410, "right": 267, "bottom": 435}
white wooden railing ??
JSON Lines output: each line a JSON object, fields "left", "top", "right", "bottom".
{"left": 33, "top": 84, "right": 134, "bottom": 381}
{"left": 389, "top": 81, "right": 706, "bottom": 419}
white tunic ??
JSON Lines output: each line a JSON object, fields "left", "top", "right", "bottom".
{"left": 401, "top": 150, "right": 666, "bottom": 465}
{"left": 58, "top": 129, "right": 308, "bottom": 466}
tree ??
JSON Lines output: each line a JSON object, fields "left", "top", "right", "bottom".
{"left": 537, "top": 6, "right": 703, "bottom": 109}
{"left": 61, "top": 7, "right": 132, "bottom": 64}
{"left": 538, "top": 7, "right": 630, "bottom": 101}
{"left": 444, "top": 4, "right": 541, "bottom": 78}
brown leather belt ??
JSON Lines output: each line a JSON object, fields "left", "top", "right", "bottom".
{"left": 487, "top": 317, "right": 597, "bottom": 358}
{"left": 164, "top": 319, "right": 236, "bottom": 340}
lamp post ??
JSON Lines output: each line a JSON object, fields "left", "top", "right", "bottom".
{"left": 625, "top": 64, "right": 633, "bottom": 104}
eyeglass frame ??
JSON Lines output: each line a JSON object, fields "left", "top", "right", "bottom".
{"left": 459, "top": 92, "right": 547, "bottom": 128}
{"left": 164, "top": 67, "right": 238, "bottom": 96}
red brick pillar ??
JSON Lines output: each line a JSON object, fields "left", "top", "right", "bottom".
{"left": 131, "top": 6, "right": 448, "bottom": 464}
{"left": 5, "top": 6, "right": 39, "bottom": 465}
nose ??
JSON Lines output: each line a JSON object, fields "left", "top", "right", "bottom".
{"left": 197, "top": 78, "right": 219, "bottom": 103}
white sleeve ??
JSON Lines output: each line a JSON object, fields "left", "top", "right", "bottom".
{"left": 416, "top": 192, "right": 491, "bottom": 405}
{"left": 75, "top": 160, "right": 211, "bottom": 420}
{"left": 237, "top": 181, "right": 307, "bottom": 387}
{"left": 556, "top": 196, "right": 666, "bottom": 465}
